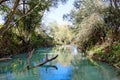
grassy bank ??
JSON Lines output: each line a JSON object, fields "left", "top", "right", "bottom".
{"left": 88, "top": 41, "right": 120, "bottom": 69}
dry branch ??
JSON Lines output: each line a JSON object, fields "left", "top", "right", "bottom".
{"left": 26, "top": 49, "right": 35, "bottom": 69}
{"left": 34, "top": 54, "right": 58, "bottom": 67}
{"left": 0, "top": 0, "right": 8, "bottom": 5}
{"left": 0, "top": 0, "right": 20, "bottom": 35}
{"left": 113, "top": 64, "right": 120, "bottom": 70}
{"left": 0, "top": 55, "right": 12, "bottom": 61}
{"left": 27, "top": 54, "right": 58, "bottom": 70}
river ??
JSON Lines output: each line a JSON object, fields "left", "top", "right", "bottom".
{"left": 0, "top": 46, "right": 120, "bottom": 80}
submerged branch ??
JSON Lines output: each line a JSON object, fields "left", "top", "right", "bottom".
{"left": 25, "top": 47, "right": 58, "bottom": 70}
{"left": 34, "top": 54, "right": 58, "bottom": 68}
{"left": 0, "top": 55, "right": 12, "bottom": 61}
{"left": 26, "top": 54, "right": 58, "bottom": 70}
{"left": 26, "top": 49, "right": 35, "bottom": 69}
{"left": 33, "top": 65, "right": 58, "bottom": 70}
{"left": 113, "top": 64, "right": 120, "bottom": 70}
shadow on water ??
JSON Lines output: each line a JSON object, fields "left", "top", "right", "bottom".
{"left": 0, "top": 45, "right": 120, "bottom": 80}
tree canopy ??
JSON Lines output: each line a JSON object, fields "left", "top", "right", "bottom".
{"left": 0, "top": 0, "right": 68, "bottom": 56}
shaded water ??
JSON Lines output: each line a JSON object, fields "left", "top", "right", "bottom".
{"left": 0, "top": 46, "right": 120, "bottom": 80}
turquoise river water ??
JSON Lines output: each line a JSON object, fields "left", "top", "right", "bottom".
{"left": 0, "top": 46, "right": 120, "bottom": 80}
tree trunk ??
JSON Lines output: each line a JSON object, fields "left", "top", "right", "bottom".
{"left": 0, "top": 0, "right": 20, "bottom": 35}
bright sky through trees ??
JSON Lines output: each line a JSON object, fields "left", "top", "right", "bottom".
{"left": 0, "top": 0, "right": 74, "bottom": 25}
{"left": 0, "top": 16, "right": 4, "bottom": 24}
{"left": 42, "top": 0, "right": 74, "bottom": 25}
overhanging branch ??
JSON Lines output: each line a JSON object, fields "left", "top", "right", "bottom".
{"left": 0, "top": 1, "right": 43, "bottom": 35}
{"left": 0, "top": 0, "right": 9, "bottom": 5}
{"left": 0, "top": 0, "right": 20, "bottom": 35}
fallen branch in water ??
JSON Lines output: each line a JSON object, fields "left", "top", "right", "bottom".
{"left": 0, "top": 55, "right": 12, "bottom": 61}
{"left": 34, "top": 54, "right": 58, "bottom": 68}
{"left": 43, "top": 65, "right": 58, "bottom": 70}
{"left": 26, "top": 49, "right": 35, "bottom": 69}
{"left": 113, "top": 64, "right": 120, "bottom": 70}
{"left": 27, "top": 54, "right": 58, "bottom": 70}
{"left": 33, "top": 65, "right": 58, "bottom": 70}
{"left": 0, "top": 57, "right": 12, "bottom": 61}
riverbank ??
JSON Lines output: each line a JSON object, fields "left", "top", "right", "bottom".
{"left": 0, "top": 34, "right": 54, "bottom": 58}
{"left": 87, "top": 41, "right": 120, "bottom": 70}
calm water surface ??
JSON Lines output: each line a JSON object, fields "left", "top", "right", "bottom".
{"left": 0, "top": 46, "right": 120, "bottom": 80}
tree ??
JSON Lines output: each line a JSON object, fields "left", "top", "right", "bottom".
{"left": 66, "top": 0, "right": 107, "bottom": 51}
{"left": 0, "top": 0, "right": 68, "bottom": 55}
{"left": 104, "top": 0, "right": 120, "bottom": 42}
{"left": 49, "top": 22, "right": 73, "bottom": 44}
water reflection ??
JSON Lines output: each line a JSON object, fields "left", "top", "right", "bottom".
{"left": 72, "top": 45, "right": 78, "bottom": 56}
{"left": 39, "top": 63, "right": 72, "bottom": 80}
{"left": 72, "top": 57, "right": 120, "bottom": 80}
{"left": 0, "top": 46, "right": 120, "bottom": 80}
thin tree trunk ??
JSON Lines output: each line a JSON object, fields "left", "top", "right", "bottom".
{"left": 26, "top": 49, "right": 35, "bottom": 69}
{"left": 0, "top": 0, "right": 20, "bottom": 35}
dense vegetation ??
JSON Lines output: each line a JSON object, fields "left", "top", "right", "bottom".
{"left": 68, "top": 0, "right": 120, "bottom": 69}
{"left": 0, "top": 0, "right": 67, "bottom": 57}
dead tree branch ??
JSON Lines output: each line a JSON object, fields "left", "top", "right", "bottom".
{"left": 27, "top": 54, "right": 58, "bottom": 70}
{"left": 34, "top": 54, "right": 58, "bottom": 67}
{"left": 0, "top": 0, "right": 8, "bottom": 5}
{"left": 0, "top": 0, "right": 20, "bottom": 35}
{"left": 0, "top": 55, "right": 12, "bottom": 61}
{"left": 26, "top": 49, "right": 35, "bottom": 69}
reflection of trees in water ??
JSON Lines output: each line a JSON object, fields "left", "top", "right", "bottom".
{"left": 0, "top": 49, "right": 49, "bottom": 73}
{"left": 0, "top": 57, "right": 26, "bottom": 73}
{"left": 53, "top": 45, "right": 77, "bottom": 66}
{"left": 57, "top": 53, "right": 73, "bottom": 66}
{"left": 53, "top": 45, "right": 79, "bottom": 55}
{"left": 71, "top": 58, "right": 120, "bottom": 80}
{"left": 0, "top": 49, "right": 58, "bottom": 80}
{"left": 0, "top": 48, "right": 119, "bottom": 80}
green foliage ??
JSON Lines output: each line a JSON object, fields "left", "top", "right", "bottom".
{"left": 49, "top": 23, "right": 74, "bottom": 44}
{"left": 92, "top": 42, "right": 120, "bottom": 65}
{"left": 64, "top": 0, "right": 109, "bottom": 52}
{"left": 105, "top": 45, "right": 120, "bottom": 63}
{"left": 112, "top": 43, "right": 120, "bottom": 51}
{"left": 63, "top": 0, "right": 120, "bottom": 69}
{"left": 65, "top": 0, "right": 120, "bottom": 53}
{"left": 30, "top": 32, "right": 53, "bottom": 47}
{"left": 0, "top": 24, "right": 2, "bottom": 28}
{"left": 0, "top": 0, "right": 68, "bottom": 55}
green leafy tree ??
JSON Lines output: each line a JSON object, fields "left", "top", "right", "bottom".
{"left": 0, "top": 0, "right": 68, "bottom": 55}
{"left": 49, "top": 22, "right": 74, "bottom": 44}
